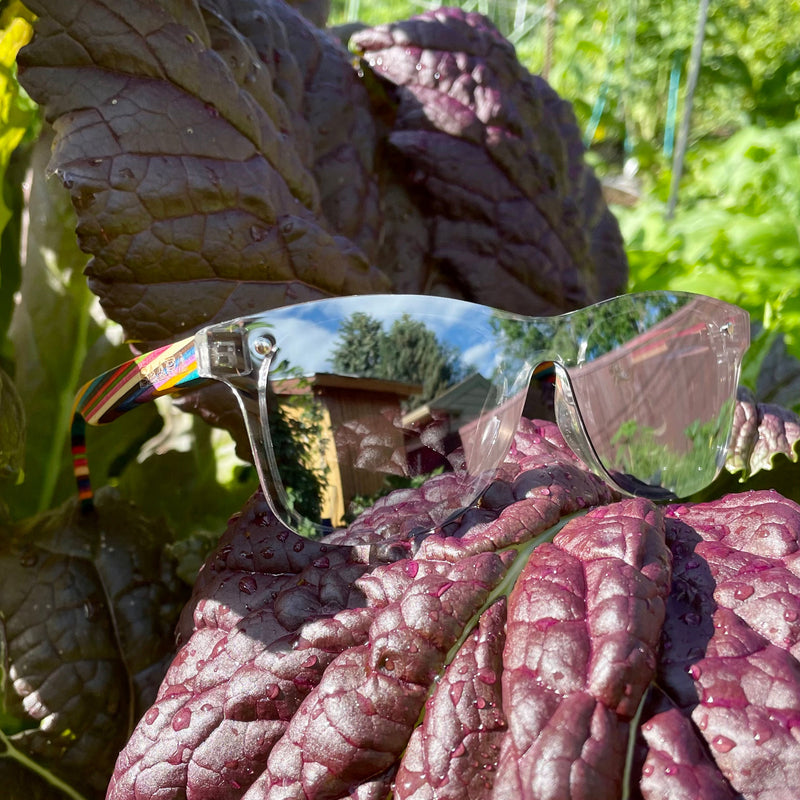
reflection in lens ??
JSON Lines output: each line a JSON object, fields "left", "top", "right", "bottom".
{"left": 565, "top": 295, "right": 746, "bottom": 497}
{"left": 259, "top": 298, "right": 522, "bottom": 531}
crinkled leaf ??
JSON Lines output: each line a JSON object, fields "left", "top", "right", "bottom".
{"left": 107, "top": 420, "right": 800, "bottom": 800}
{"left": 351, "top": 7, "right": 628, "bottom": 313}
{"left": 0, "top": 488, "right": 187, "bottom": 799}
{"left": 639, "top": 703, "right": 739, "bottom": 799}
{"left": 17, "top": 2, "right": 628, "bottom": 356}
{"left": 661, "top": 493, "right": 800, "bottom": 798}
{"left": 17, "top": 0, "right": 389, "bottom": 348}
{"left": 726, "top": 386, "right": 800, "bottom": 478}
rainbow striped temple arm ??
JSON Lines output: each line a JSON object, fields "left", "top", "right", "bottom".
{"left": 71, "top": 335, "right": 208, "bottom": 509}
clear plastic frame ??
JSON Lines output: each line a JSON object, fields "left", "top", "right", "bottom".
{"left": 179, "top": 292, "right": 748, "bottom": 535}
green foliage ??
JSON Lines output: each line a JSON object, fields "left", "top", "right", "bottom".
{"left": 0, "top": 5, "right": 37, "bottom": 363}
{"left": 618, "top": 121, "right": 800, "bottom": 410}
{"left": 328, "top": 312, "right": 384, "bottom": 375}
{"left": 609, "top": 401, "right": 734, "bottom": 498}
{"left": 269, "top": 382, "right": 327, "bottom": 525}
{"left": 490, "top": 294, "right": 686, "bottom": 371}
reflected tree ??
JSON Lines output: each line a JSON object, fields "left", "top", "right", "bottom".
{"left": 330, "top": 313, "right": 465, "bottom": 404}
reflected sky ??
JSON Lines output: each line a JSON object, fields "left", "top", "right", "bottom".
{"left": 261, "top": 295, "right": 502, "bottom": 378}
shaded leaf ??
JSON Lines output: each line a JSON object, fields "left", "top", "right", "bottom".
{"left": 17, "top": 0, "right": 389, "bottom": 348}
{"left": 0, "top": 487, "right": 188, "bottom": 799}
{"left": 5, "top": 132, "right": 162, "bottom": 519}
{"left": 352, "top": 7, "right": 628, "bottom": 313}
{"left": 0, "top": 367, "right": 24, "bottom": 485}
{"left": 726, "top": 386, "right": 800, "bottom": 478}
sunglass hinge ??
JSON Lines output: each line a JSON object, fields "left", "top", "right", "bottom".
{"left": 203, "top": 330, "right": 252, "bottom": 377}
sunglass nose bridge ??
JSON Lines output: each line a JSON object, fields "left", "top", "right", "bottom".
{"left": 552, "top": 366, "right": 614, "bottom": 488}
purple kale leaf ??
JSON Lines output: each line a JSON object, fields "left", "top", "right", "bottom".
{"left": 0, "top": 488, "right": 187, "bottom": 799}
{"left": 350, "top": 7, "right": 628, "bottom": 312}
{"left": 727, "top": 386, "right": 800, "bottom": 477}
{"left": 660, "top": 493, "right": 800, "bottom": 799}
{"left": 17, "top": 1, "right": 627, "bottom": 355}
{"left": 105, "top": 421, "right": 800, "bottom": 800}
{"left": 16, "top": 0, "right": 390, "bottom": 348}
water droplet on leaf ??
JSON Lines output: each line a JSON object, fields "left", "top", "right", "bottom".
{"left": 711, "top": 735, "right": 736, "bottom": 753}
{"left": 733, "top": 584, "right": 755, "bottom": 600}
{"left": 172, "top": 708, "right": 192, "bottom": 732}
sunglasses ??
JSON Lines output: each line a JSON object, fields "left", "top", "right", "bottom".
{"left": 71, "top": 291, "right": 749, "bottom": 535}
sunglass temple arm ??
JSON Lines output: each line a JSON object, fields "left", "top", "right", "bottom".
{"left": 70, "top": 336, "right": 207, "bottom": 511}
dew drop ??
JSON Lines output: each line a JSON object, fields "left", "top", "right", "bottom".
{"left": 302, "top": 655, "right": 318, "bottom": 669}
{"left": 711, "top": 735, "right": 736, "bottom": 753}
{"left": 404, "top": 560, "right": 419, "bottom": 577}
{"left": 476, "top": 697, "right": 487, "bottom": 709}
{"left": 172, "top": 707, "right": 192, "bottom": 732}
{"left": 313, "top": 556, "right": 330, "bottom": 569}
{"left": 186, "top": 127, "right": 194, "bottom": 134}
{"left": 642, "top": 763, "right": 654, "bottom": 777}
{"left": 451, "top": 741, "right": 466, "bottom": 757}
{"left": 239, "top": 576, "right": 258, "bottom": 595}
{"left": 689, "top": 663, "right": 702, "bottom": 679}
{"left": 784, "top": 609, "right": 798, "bottom": 622}
{"left": 250, "top": 225, "right": 267, "bottom": 242}
{"left": 293, "top": 541, "right": 305, "bottom": 552}
{"left": 111, "top": 98, "right": 118, "bottom": 105}
{"left": 261, "top": 547, "right": 274, "bottom": 559}
{"left": 267, "top": 684, "right": 280, "bottom": 700}
{"left": 733, "top": 584, "right": 755, "bottom": 600}
{"left": 753, "top": 722, "right": 773, "bottom": 743}
{"left": 433, "top": 71, "right": 441, "bottom": 80}
{"left": 144, "top": 708, "right": 159, "bottom": 725}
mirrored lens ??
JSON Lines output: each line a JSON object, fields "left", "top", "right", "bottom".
{"left": 564, "top": 294, "right": 749, "bottom": 498}
{"left": 246, "top": 297, "right": 531, "bottom": 533}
